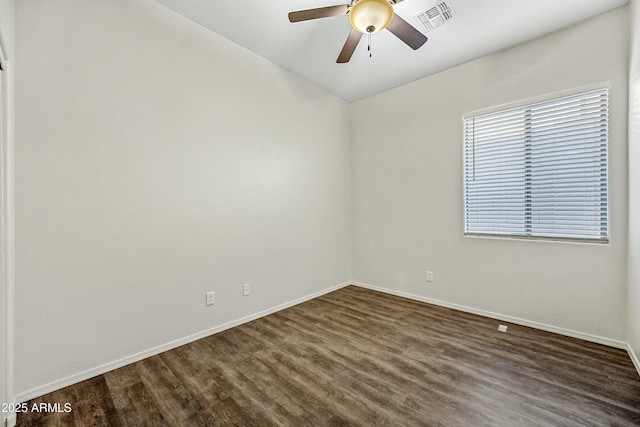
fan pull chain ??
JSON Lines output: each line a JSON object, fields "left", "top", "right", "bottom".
{"left": 368, "top": 32, "right": 372, "bottom": 58}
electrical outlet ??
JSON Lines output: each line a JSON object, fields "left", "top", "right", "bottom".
{"left": 206, "top": 291, "right": 215, "bottom": 306}
{"left": 426, "top": 271, "right": 434, "bottom": 282}
{"left": 243, "top": 283, "right": 251, "bottom": 296}
{"left": 498, "top": 325, "right": 508, "bottom": 332}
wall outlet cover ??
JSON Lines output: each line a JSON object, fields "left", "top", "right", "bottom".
{"left": 206, "top": 291, "right": 215, "bottom": 306}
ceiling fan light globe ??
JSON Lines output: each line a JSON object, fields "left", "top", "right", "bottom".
{"left": 349, "top": 0, "right": 394, "bottom": 34}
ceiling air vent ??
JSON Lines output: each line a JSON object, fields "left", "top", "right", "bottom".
{"left": 415, "top": 1, "right": 455, "bottom": 32}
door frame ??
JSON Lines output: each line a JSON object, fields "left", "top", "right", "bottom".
{"left": 0, "top": 35, "right": 16, "bottom": 427}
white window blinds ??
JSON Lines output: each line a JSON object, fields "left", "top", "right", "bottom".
{"left": 463, "top": 88, "right": 609, "bottom": 242}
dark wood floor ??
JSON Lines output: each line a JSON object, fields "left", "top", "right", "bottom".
{"left": 17, "top": 286, "right": 640, "bottom": 426}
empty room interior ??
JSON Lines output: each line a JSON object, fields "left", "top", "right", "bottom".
{"left": 1, "top": 0, "right": 640, "bottom": 425}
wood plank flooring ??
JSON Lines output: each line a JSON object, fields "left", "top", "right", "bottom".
{"left": 17, "top": 286, "right": 640, "bottom": 426}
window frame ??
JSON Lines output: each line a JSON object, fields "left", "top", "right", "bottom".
{"left": 462, "top": 84, "right": 610, "bottom": 244}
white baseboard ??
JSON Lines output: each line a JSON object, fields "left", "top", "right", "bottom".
{"left": 14, "top": 281, "right": 351, "bottom": 404}
{"left": 351, "top": 281, "right": 627, "bottom": 350}
{"left": 629, "top": 344, "right": 640, "bottom": 378}
{"left": 13, "top": 280, "right": 634, "bottom": 405}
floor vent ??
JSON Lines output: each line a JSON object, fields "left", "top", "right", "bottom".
{"left": 415, "top": 1, "right": 455, "bottom": 32}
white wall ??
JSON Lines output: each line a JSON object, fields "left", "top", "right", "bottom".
{"left": 0, "top": 0, "right": 12, "bottom": 54}
{"left": 0, "top": 0, "right": 15, "bottom": 420}
{"left": 352, "top": 8, "right": 629, "bottom": 345}
{"left": 14, "top": 0, "right": 351, "bottom": 397}
{"left": 629, "top": 0, "right": 640, "bottom": 370}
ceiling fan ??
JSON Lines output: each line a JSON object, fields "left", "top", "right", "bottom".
{"left": 288, "top": 0, "right": 428, "bottom": 63}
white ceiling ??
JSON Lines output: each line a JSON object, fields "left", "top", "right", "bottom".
{"left": 155, "top": 0, "right": 628, "bottom": 102}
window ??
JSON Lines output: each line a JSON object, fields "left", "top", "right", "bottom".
{"left": 463, "top": 88, "right": 609, "bottom": 243}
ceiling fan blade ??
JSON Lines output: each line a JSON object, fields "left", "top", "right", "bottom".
{"left": 386, "top": 13, "right": 428, "bottom": 50}
{"left": 288, "top": 5, "right": 349, "bottom": 23}
{"left": 337, "top": 29, "right": 363, "bottom": 63}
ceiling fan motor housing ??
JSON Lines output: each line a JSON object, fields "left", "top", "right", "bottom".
{"left": 349, "top": 0, "right": 394, "bottom": 34}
